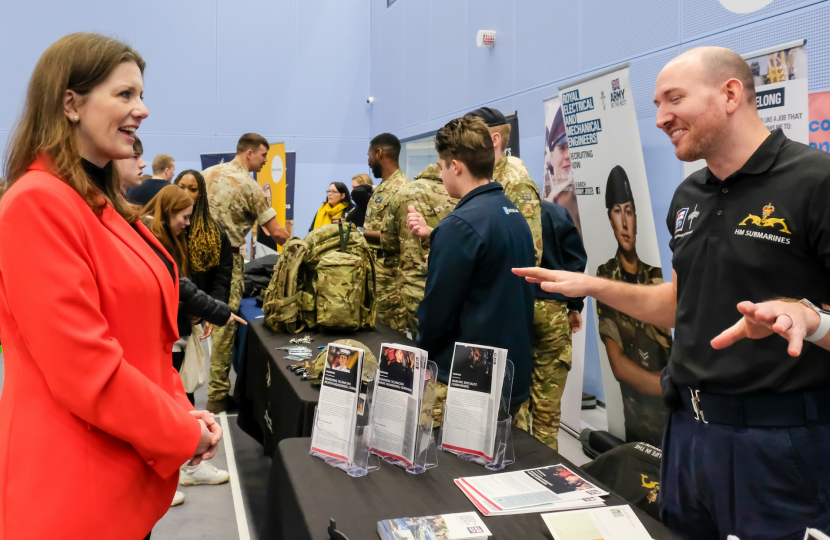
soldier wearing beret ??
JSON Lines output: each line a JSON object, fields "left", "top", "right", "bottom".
{"left": 595, "top": 165, "right": 672, "bottom": 446}
{"left": 465, "top": 107, "right": 543, "bottom": 266}
{"left": 545, "top": 106, "right": 582, "bottom": 235}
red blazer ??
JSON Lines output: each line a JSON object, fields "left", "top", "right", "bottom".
{"left": 0, "top": 159, "right": 201, "bottom": 539}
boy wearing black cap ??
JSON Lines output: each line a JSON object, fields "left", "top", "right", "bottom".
{"left": 595, "top": 165, "right": 672, "bottom": 446}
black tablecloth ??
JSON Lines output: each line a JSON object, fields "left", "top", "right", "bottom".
{"left": 234, "top": 320, "right": 414, "bottom": 455}
{"left": 263, "top": 430, "right": 681, "bottom": 540}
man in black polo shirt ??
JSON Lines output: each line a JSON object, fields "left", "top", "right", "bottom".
{"left": 515, "top": 46, "right": 830, "bottom": 539}
{"left": 409, "top": 115, "right": 536, "bottom": 423}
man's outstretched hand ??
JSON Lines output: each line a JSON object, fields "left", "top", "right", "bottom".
{"left": 512, "top": 267, "right": 596, "bottom": 298}
{"left": 711, "top": 300, "right": 821, "bottom": 357}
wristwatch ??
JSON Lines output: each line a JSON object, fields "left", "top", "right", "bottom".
{"left": 799, "top": 299, "right": 830, "bottom": 342}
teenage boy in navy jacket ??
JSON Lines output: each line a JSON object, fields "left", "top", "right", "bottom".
{"left": 408, "top": 116, "right": 536, "bottom": 424}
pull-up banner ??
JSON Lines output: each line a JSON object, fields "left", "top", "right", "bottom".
{"left": 685, "top": 40, "right": 809, "bottom": 176}
{"left": 557, "top": 64, "right": 671, "bottom": 447}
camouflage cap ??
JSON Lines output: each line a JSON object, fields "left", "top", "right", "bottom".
{"left": 308, "top": 340, "right": 378, "bottom": 381}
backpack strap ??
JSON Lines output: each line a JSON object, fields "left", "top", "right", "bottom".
{"left": 337, "top": 222, "right": 353, "bottom": 253}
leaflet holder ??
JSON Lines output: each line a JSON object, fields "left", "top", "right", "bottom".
{"left": 437, "top": 359, "right": 515, "bottom": 471}
{"left": 309, "top": 363, "right": 381, "bottom": 477}
{"left": 371, "top": 360, "right": 439, "bottom": 475}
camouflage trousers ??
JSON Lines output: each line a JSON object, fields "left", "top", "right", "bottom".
{"left": 375, "top": 254, "right": 407, "bottom": 333}
{"left": 400, "top": 281, "right": 425, "bottom": 338}
{"left": 430, "top": 382, "right": 529, "bottom": 430}
{"left": 207, "top": 254, "right": 244, "bottom": 401}
{"left": 514, "top": 299, "right": 571, "bottom": 451}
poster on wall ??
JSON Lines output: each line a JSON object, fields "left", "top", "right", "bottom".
{"left": 256, "top": 145, "right": 295, "bottom": 254}
{"left": 684, "top": 39, "right": 809, "bottom": 176}
{"left": 558, "top": 65, "right": 671, "bottom": 447}
{"left": 809, "top": 90, "right": 830, "bottom": 154}
{"left": 541, "top": 95, "right": 586, "bottom": 436}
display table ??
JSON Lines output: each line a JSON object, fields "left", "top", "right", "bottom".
{"left": 233, "top": 318, "right": 413, "bottom": 455}
{"left": 263, "top": 429, "right": 681, "bottom": 540}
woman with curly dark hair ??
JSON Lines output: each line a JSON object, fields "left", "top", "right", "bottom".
{"left": 174, "top": 169, "right": 234, "bottom": 339}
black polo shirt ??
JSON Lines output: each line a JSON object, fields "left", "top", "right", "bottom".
{"left": 667, "top": 129, "right": 830, "bottom": 395}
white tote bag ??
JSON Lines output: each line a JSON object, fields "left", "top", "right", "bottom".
{"left": 180, "top": 324, "right": 207, "bottom": 393}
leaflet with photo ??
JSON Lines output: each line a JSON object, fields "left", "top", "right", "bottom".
{"left": 310, "top": 343, "right": 365, "bottom": 464}
{"left": 542, "top": 505, "right": 651, "bottom": 540}
{"left": 456, "top": 464, "right": 607, "bottom": 513}
{"left": 371, "top": 344, "right": 428, "bottom": 466}
{"left": 455, "top": 479, "right": 604, "bottom": 516}
{"left": 441, "top": 343, "right": 507, "bottom": 461}
{"left": 377, "top": 511, "right": 490, "bottom": 540}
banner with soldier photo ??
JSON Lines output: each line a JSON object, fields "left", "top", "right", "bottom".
{"left": 557, "top": 65, "right": 670, "bottom": 447}
{"left": 684, "top": 40, "right": 809, "bottom": 176}
{"left": 541, "top": 95, "right": 586, "bottom": 436}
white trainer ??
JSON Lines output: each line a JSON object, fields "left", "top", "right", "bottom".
{"left": 171, "top": 490, "right": 185, "bottom": 507}
{"left": 179, "top": 461, "right": 230, "bottom": 486}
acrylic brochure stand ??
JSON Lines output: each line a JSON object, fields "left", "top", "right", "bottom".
{"left": 437, "top": 359, "right": 515, "bottom": 471}
{"left": 309, "top": 363, "right": 381, "bottom": 478}
{"left": 371, "top": 360, "right": 439, "bottom": 475}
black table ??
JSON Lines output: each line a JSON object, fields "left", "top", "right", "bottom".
{"left": 234, "top": 319, "right": 414, "bottom": 455}
{"left": 263, "top": 430, "right": 681, "bottom": 540}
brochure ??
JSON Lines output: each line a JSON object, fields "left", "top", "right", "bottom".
{"left": 542, "top": 505, "right": 651, "bottom": 540}
{"left": 310, "top": 343, "right": 365, "bottom": 464}
{"left": 441, "top": 343, "right": 507, "bottom": 461}
{"left": 455, "top": 478, "right": 604, "bottom": 516}
{"left": 370, "top": 344, "right": 428, "bottom": 467}
{"left": 456, "top": 464, "right": 608, "bottom": 514}
{"left": 377, "top": 512, "right": 490, "bottom": 540}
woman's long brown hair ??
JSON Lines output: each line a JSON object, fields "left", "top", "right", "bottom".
{"left": 141, "top": 185, "right": 193, "bottom": 277}
{"left": 3, "top": 33, "right": 145, "bottom": 222}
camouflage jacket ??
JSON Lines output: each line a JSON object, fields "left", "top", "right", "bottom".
{"left": 203, "top": 159, "right": 276, "bottom": 248}
{"left": 364, "top": 168, "right": 409, "bottom": 240}
{"left": 381, "top": 164, "right": 458, "bottom": 291}
{"left": 595, "top": 252, "right": 672, "bottom": 370}
{"left": 493, "top": 156, "right": 543, "bottom": 265}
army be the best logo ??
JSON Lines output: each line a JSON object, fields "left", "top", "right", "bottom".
{"left": 739, "top": 203, "right": 791, "bottom": 234}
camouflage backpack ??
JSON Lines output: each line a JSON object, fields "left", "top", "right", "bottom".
{"left": 263, "top": 222, "right": 376, "bottom": 333}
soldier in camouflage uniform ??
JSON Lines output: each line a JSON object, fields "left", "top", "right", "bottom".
{"left": 596, "top": 166, "right": 672, "bottom": 447}
{"left": 203, "top": 133, "right": 289, "bottom": 413}
{"left": 362, "top": 134, "right": 409, "bottom": 330}
{"left": 466, "top": 108, "right": 543, "bottom": 266}
{"left": 381, "top": 163, "right": 458, "bottom": 337}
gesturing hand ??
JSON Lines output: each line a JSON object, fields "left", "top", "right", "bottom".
{"left": 710, "top": 300, "right": 821, "bottom": 357}
{"left": 228, "top": 312, "right": 248, "bottom": 326}
{"left": 512, "top": 268, "right": 596, "bottom": 298}
{"left": 406, "top": 205, "right": 431, "bottom": 238}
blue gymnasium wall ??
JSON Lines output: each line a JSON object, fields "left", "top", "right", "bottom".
{"left": 0, "top": 0, "right": 373, "bottom": 233}
{"left": 370, "top": 0, "right": 830, "bottom": 402}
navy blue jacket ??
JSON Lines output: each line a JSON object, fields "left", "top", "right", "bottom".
{"left": 126, "top": 179, "right": 171, "bottom": 208}
{"left": 416, "top": 182, "right": 536, "bottom": 406}
{"left": 535, "top": 201, "right": 588, "bottom": 311}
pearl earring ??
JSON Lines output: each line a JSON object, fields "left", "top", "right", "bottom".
{"left": 74, "top": 116, "right": 79, "bottom": 122}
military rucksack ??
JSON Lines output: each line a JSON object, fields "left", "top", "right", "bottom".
{"left": 263, "top": 222, "right": 376, "bottom": 333}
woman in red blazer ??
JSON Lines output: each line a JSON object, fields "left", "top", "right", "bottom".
{"left": 0, "top": 34, "right": 221, "bottom": 539}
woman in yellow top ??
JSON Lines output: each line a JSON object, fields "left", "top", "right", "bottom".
{"left": 310, "top": 182, "right": 353, "bottom": 231}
